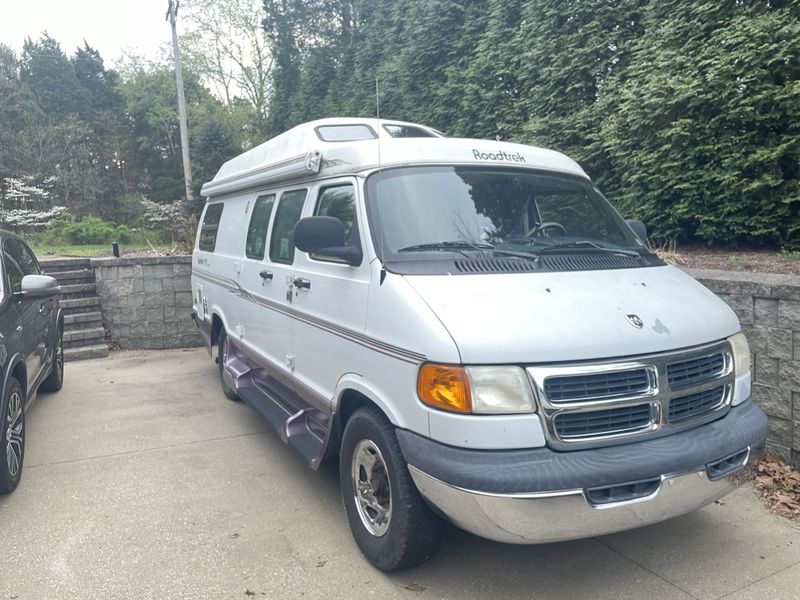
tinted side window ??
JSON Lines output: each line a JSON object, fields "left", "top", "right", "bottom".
{"left": 3, "top": 239, "right": 38, "bottom": 293}
{"left": 199, "top": 203, "right": 224, "bottom": 252}
{"left": 269, "top": 190, "right": 307, "bottom": 264}
{"left": 245, "top": 195, "right": 276, "bottom": 260}
{"left": 313, "top": 185, "right": 358, "bottom": 261}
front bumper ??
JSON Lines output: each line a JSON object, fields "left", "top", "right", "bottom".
{"left": 398, "top": 400, "right": 767, "bottom": 544}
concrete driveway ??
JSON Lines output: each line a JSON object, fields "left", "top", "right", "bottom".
{"left": 1, "top": 348, "right": 798, "bottom": 599}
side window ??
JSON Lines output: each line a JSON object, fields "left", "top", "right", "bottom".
{"left": 269, "top": 189, "right": 307, "bottom": 264}
{"left": 3, "top": 239, "right": 38, "bottom": 293}
{"left": 199, "top": 203, "right": 224, "bottom": 252}
{"left": 313, "top": 184, "right": 358, "bottom": 261}
{"left": 245, "top": 194, "right": 276, "bottom": 260}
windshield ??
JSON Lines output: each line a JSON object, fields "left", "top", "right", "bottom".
{"left": 365, "top": 166, "right": 645, "bottom": 261}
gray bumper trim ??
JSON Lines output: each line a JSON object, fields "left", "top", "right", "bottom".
{"left": 397, "top": 399, "right": 767, "bottom": 495}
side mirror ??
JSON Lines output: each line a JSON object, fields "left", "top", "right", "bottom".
{"left": 294, "top": 217, "right": 362, "bottom": 266}
{"left": 19, "top": 274, "right": 61, "bottom": 299}
{"left": 626, "top": 219, "right": 648, "bottom": 244}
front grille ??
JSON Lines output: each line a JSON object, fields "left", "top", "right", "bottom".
{"left": 528, "top": 340, "right": 734, "bottom": 447}
{"left": 668, "top": 386, "right": 726, "bottom": 423}
{"left": 554, "top": 404, "right": 653, "bottom": 439}
{"left": 667, "top": 353, "right": 726, "bottom": 388}
{"left": 545, "top": 369, "right": 651, "bottom": 402}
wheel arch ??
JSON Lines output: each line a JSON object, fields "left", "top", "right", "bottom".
{"left": 325, "top": 374, "right": 405, "bottom": 460}
{"left": 4, "top": 353, "right": 27, "bottom": 401}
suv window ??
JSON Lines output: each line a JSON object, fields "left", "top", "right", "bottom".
{"left": 313, "top": 184, "right": 358, "bottom": 261}
{"left": 245, "top": 195, "right": 276, "bottom": 260}
{"left": 199, "top": 203, "right": 224, "bottom": 252}
{"left": 269, "top": 189, "right": 307, "bottom": 264}
{"left": 4, "top": 238, "right": 40, "bottom": 293}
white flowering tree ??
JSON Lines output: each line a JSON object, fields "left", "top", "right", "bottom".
{"left": 0, "top": 176, "right": 68, "bottom": 231}
{"left": 140, "top": 198, "right": 192, "bottom": 244}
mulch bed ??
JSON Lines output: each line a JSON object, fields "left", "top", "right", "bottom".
{"left": 660, "top": 244, "right": 800, "bottom": 276}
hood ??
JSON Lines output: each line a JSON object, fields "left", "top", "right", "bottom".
{"left": 404, "top": 265, "right": 739, "bottom": 364}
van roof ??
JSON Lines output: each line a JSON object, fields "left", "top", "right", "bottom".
{"left": 200, "top": 117, "right": 589, "bottom": 198}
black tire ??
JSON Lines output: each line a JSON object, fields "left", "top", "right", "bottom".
{"left": 40, "top": 328, "right": 64, "bottom": 392}
{"left": 217, "top": 328, "right": 240, "bottom": 402}
{"left": 0, "top": 378, "right": 25, "bottom": 494}
{"left": 339, "top": 406, "right": 441, "bottom": 571}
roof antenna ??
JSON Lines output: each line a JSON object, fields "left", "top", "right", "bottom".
{"left": 375, "top": 78, "right": 387, "bottom": 285}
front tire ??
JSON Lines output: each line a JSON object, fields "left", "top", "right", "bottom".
{"left": 339, "top": 407, "right": 441, "bottom": 571}
{"left": 0, "top": 378, "right": 25, "bottom": 494}
{"left": 40, "top": 328, "right": 64, "bottom": 392}
{"left": 217, "top": 328, "right": 240, "bottom": 401}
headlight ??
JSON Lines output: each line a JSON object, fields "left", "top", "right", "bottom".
{"left": 417, "top": 364, "right": 536, "bottom": 414}
{"left": 466, "top": 366, "right": 535, "bottom": 414}
{"left": 728, "top": 332, "right": 751, "bottom": 375}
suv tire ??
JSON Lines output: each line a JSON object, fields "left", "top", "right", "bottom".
{"left": 40, "top": 328, "right": 64, "bottom": 392}
{"left": 0, "top": 378, "right": 25, "bottom": 494}
{"left": 340, "top": 406, "right": 441, "bottom": 571}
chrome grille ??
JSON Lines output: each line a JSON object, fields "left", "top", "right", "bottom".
{"left": 545, "top": 369, "right": 651, "bottom": 402}
{"left": 527, "top": 341, "right": 734, "bottom": 447}
{"left": 667, "top": 353, "right": 726, "bottom": 388}
{"left": 554, "top": 404, "right": 653, "bottom": 438}
{"left": 669, "top": 385, "right": 727, "bottom": 423}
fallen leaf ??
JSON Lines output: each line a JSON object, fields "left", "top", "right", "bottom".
{"left": 404, "top": 582, "right": 427, "bottom": 595}
{"left": 316, "top": 560, "right": 327, "bottom": 568}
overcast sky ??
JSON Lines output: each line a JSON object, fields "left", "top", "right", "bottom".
{"left": 0, "top": 0, "right": 175, "bottom": 64}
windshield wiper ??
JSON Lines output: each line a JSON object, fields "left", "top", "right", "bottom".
{"left": 398, "top": 241, "right": 495, "bottom": 253}
{"left": 535, "top": 240, "right": 641, "bottom": 257}
{"left": 397, "top": 241, "right": 538, "bottom": 261}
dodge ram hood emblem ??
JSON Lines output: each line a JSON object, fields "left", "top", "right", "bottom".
{"left": 625, "top": 314, "right": 644, "bottom": 329}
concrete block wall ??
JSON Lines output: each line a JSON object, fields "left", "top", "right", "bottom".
{"left": 690, "top": 269, "right": 800, "bottom": 467}
{"left": 91, "top": 256, "right": 201, "bottom": 350}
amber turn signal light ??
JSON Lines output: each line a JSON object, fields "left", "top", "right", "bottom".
{"left": 417, "top": 363, "right": 471, "bottom": 413}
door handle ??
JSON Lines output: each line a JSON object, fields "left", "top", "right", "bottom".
{"left": 259, "top": 270, "right": 273, "bottom": 281}
{"left": 293, "top": 277, "right": 311, "bottom": 290}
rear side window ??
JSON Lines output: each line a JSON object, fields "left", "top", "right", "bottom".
{"left": 314, "top": 185, "right": 358, "bottom": 259}
{"left": 245, "top": 195, "right": 276, "bottom": 260}
{"left": 199, "top": 203, "right": 224, "bottom": 252}
{"left": 269, "top": 190, "right": 307, "bottom": 264}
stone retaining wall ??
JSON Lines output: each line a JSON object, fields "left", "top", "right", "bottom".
{"left": 91, "top": 256, "right": 200, "bottom": 350}
{"left": 690, "top": 269, "right": 800, "bottom": 467}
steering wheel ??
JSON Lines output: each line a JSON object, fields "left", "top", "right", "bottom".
{"left": 526, "top": 221, "right": 567, "bottom": 238}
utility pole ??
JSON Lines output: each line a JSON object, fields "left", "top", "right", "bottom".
{"left": 166, "top": 0, "right": 193, "bottom": 203}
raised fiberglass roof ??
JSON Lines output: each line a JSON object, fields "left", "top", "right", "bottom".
{"left": 200, "top": 117, "right": 588, "bottom": 198}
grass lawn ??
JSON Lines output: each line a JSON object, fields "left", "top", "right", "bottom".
{"left": 32, "top": 243, "right": 174, "bottom": 258}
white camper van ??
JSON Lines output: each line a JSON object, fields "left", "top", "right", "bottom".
{"left": 192, "top": 118, "right": 767, "bottom": 571}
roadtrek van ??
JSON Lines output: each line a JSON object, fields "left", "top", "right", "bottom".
{"left": 192, "top": 118, "right": 767, "bottom": 571}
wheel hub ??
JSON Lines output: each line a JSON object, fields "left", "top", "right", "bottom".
{"left": 5, "top": 390, "right": 22, "bottom": 479}
{"left": 352, "top": 439, "right": 392, "bottom": 537}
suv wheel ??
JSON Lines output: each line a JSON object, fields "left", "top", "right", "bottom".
{"left": 217, "top": 328, "right": 240, "bottom": 401}
{"left": 339, "top": 406, "right": 441, "bottom": 571}
{"left": 0, "top": 378, "right": 25, "bottom": 494}
{"left": 40, "top": 328, "right": 64, "bottom": 392}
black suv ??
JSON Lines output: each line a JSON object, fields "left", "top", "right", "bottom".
{"left": 0, "top": 232, "right": 64, "bottom": 494}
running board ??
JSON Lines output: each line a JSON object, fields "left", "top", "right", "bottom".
{"left": 281, "top": 409, "right": 327, "bottom": 469}
{"left": 222, "top": 341, "right": 329, "bottom": 470}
